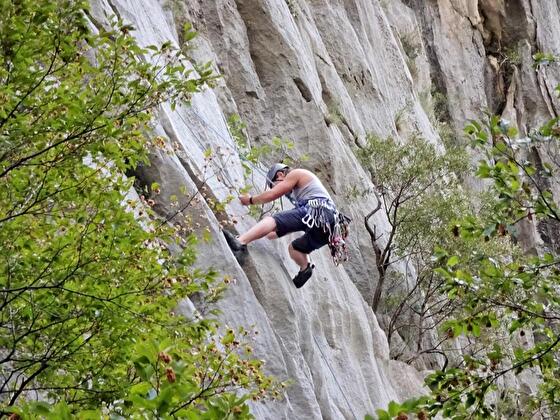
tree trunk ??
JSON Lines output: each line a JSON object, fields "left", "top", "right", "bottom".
{"left": 371, "top": 268, "right": 385, "bottom": 312}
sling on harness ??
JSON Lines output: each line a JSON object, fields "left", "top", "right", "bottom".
{"left": 299, "top": 198, "right": 351, "bottom": 266}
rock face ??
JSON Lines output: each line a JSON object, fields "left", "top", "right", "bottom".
{"left": 89, "top": 0, "right": 560, "bottom": 418}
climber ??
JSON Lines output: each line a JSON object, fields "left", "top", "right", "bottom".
{"left": 223, "top": 163, "right": 349, "bottom": 288}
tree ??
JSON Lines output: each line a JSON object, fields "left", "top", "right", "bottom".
{"left": 0, "top": 0, "right": 278, "bottom": 417}
{"left": 356, "top": 134, "right": 480, "bottom": 366}
{"left": 356, "top": 134, "right": 468, "bottom": 312}
{"left": 377, "top": 54, "right": 560, "bottom": 419}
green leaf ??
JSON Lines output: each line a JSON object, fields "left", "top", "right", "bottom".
{"left": 221, "top": 330, "right": 235, "bottom": 345}
{"left": 31, "top": 402, "right": 52, "bottom": 415}
{"left": 447, "top": 255, "right": 459, "bottom": 267}
{"left": 387, "top": 400, "right": 401, "bottom": 417}
{"left": 434, "top": 267, "right": 452, "bottom": 279}
{"left": 375, "top": 409, "right": 391, "bottom": 420}
{"left": 130, "top": 382, "right": 152, "bottom": 396}
{"left": 74, "top": 410, "right": 102, "bottom": 419}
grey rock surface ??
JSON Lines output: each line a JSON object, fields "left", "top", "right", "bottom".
{"left": 89, "top": 0, "right": 560, "bottom": 418}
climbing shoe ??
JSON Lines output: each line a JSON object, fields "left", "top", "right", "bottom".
{"left": 222, "top": 230, "right": 248, "bottom": 265}
{"left": 292, "top": 263, "right": 315, "bottom": 288}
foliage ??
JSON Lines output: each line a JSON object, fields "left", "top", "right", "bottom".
{"left": 356, "top": 134, "right": 470, "bottom": 311}
{"left": 284, "top": 0, "right": 299, "bottom": 18}
{"left": 228, "top": 114, "right": 308, "bottom": 179}
{"left": 0, "top": 0, "right": 278, "bottom": 417}
{"left": 533, "top": 52, "right": 560, "bottom": 67}
{"left": 13, "top": 330, "right": 278, "bottom": 418}
{"left": 325, "top": 101, "right": 344, "bottom": 127}
{"left": 356, "top": 131, "right": 517, "bottom": 374}
{"left": 502, "top": 44, "right": 522, "bottom": 67}
{"left": 400, "top": 31, "right": 421, "bottom": 62}
{"left": 379, "top": 59, "right": 560, "bottom": 418}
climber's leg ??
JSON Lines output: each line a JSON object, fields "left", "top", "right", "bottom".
{"left": 288, "top": 242, "right": 310, "bottom": 270}
{"left": 289, "top": 241, "right": 314, "bottom": 288}
{"left": 288, "top": 227, "right": 332, "bottom": 288}
{"left": 238, "top": 216, "right": 276, "bottom": 244}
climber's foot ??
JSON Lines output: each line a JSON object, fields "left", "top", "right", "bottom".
{"left": 292, "top": 263, "right": 314, "bottom": 288}
{"left": 223, "top": 230, "right": 248, "bottom": 265}
{"left": 223, "top": 229, "right": 245, "bottom": 251}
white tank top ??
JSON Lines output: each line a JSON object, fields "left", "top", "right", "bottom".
{"left": 291, "top": 176, "right": 331, "bottom": 203}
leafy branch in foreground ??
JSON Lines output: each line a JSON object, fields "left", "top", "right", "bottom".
{"left": 356, "top": 134, "right": 469, "bottom": 313}
{"left": 1, "top": 0, "right": 279, "bottom": 417}
{"left": 378, "top": 61, "right": 560, "bottom": 418}
{"left": 355, "top": 134, "right": 506, "bottom": 369}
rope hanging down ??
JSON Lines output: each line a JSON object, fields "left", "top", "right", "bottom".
{"left": 186, "top": 107, "right": 270, "bottom": 179}
{"left": 312, "top": 334, "right": 358, "bottom": 420}
{"left": 174, "top": 107, "right": 240, "bottom": 189}
{"left": 174, "top": 107, "right": 288, "bottom": 211}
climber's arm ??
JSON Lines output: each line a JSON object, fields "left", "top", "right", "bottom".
{"left": 240, "top": 171, "right": 299, "bottom": 205}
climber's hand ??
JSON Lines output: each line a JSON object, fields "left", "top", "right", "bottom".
{"left": 239, "top": 194, "right": 251, "bottom": 206}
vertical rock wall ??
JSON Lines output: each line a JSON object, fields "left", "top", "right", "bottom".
{"left": 89, "top": 0, "right": 560, "bottom": 418}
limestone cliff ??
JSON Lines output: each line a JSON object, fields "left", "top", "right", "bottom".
{"left": 89, "top": 1, "right": 560, "bottom": 418}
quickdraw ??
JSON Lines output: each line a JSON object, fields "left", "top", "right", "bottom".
{"left": 329, "top": 212, "right": 351, "bottom": 266}
{"left": 301, "top": 198, "right": 335, "bottom": 229}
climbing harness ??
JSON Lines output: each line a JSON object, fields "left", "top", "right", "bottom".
{"left": 298, "top": 198, "right": 351, "bottom": 266}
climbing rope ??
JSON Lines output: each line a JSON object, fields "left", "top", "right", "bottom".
{"left": 312, "top": 334, "right": 359, "bottom": 420}
{"left": 179, "top": 107, "right": 291, "bottom": 216}
{"left": 298, "top": 198, "right": 351, "bottom": 266}
{"left": 187, "top": 107, "right": 270, "bottom": 179}
{"left": 174, "top": 106, "right": 239, "bottom": 189}
{"left": 329, "top": 212, "right": 351, "bottom": 266}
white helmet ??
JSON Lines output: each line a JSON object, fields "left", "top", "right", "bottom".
{"left": 266, "top": 163, "right": 289, "bottom": 188}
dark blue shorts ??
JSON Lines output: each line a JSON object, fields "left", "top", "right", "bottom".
{"left": 272, "top": 207, "right": 334, "bottom": 254}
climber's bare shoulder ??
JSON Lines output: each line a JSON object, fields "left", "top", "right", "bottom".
{"left": 287, "top": 168, "right": 314, "bottom": 188}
